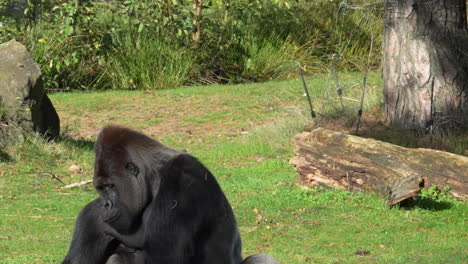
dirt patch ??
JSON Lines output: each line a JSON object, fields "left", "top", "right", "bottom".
{"left": 56, "top": 91, "right": 287, "bottom": 141}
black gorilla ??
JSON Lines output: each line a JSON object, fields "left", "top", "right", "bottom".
{"left": 62, "top": 125, "right": 279, "bottom": 264}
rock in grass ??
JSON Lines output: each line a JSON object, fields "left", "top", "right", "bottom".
{"left": 0, "top": 39, "right": 60, "bottom": 148}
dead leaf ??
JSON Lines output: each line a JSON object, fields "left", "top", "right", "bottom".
{"left": 256, "top": 214, "right": 263, "bottom": 223}
{"left": 254, "top": 208, "right": 263, "bottom": 223}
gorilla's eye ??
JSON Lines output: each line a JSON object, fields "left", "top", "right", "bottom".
{"left": 126, "top": 162, "right": 139, "bottom": 176}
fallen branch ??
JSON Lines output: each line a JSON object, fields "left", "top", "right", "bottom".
{"left": 62, "top": 180, "right": 93, "bottom": 189}
{"left": 0, "top": 214, "right": 75, "bottom": 219}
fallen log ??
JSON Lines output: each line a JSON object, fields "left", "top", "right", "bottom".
{"left": 289, "top": 128, "right": 468, "bottom": 205}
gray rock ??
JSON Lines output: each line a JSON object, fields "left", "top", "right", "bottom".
{"left": 0, "top": 39, "right": 60, "bottom": 148}
{"left": 241, "top": 253, "right": 280, "bottom": 264}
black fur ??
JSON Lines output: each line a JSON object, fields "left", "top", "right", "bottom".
{"left": 62, "top": 125, "right": 278, "bottom": 264}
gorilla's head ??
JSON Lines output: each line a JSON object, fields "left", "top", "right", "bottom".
{"left": 92, "top": 126, "right": 176, "bottom": 232}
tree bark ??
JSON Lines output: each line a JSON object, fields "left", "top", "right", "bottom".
{"left": 383, "top": 0, "right": 468, "bottom": 130}
{"left": 289, "top": 128, "right": 468, "bottom": 204}
{"left": 192, "top": 0, "right": 203, "bottom": 45}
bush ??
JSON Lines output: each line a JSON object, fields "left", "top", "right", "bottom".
{"left": 1, "top": 0, "right": 110, "bottom": 90}
{"left": 0, "top": 0, "right": 383, "bottom": 90}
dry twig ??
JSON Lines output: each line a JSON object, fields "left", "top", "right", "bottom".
{"left": 62, "top": 180, "right": 93, "bottom": 189}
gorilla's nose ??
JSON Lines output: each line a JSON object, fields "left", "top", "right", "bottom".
{"left": 104, "top": 199, "right": 113, "bottom": 209}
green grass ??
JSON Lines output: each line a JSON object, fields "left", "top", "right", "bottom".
{"left": 0, "top": 73, "right": 466, "bottom": 263}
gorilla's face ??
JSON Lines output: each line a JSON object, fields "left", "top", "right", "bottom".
{"left": 93, "top": 144, "right": 150, "bottom": 232}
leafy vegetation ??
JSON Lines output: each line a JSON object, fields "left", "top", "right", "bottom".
{"left": 0, "top": 73, "right": 466, "bottom": 263}
{"left": 0, "top": 0, "right": 383, "bottom": 90}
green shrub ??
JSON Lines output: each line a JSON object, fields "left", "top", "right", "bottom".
{"left": 1, "top": 0, "right": 383, "bottom": 90}
{"left": 8, "top": 1, "right": 110, "bottom": 90}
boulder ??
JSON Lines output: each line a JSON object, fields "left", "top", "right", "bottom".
{"left": 0, "top": 39, "right": 60, "bottom": 148}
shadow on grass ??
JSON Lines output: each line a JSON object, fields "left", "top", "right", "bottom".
{"left": 359, "top": 122, "right": 467, "bottom": 156}
{"left": 399, "top": 196, "right": 453, "bottom": 211}
{"left": 58, "top": 136, "right": 95, "bottom": 151}
{"left": 360, "top": 125, "right": 421, "bottom": 149}
{"left": 0, "top": 149, "right": 13, "bottom": 162}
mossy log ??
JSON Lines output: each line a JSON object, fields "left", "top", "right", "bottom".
{"left": 290, "top": 128, "right": 468, "bottom": 205}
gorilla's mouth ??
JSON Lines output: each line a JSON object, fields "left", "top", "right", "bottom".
{"left": 103, "top": 198, "right": 120, "bottom": 223}
{"left": 104, "top": 211, "right": 120, "bottom": 223}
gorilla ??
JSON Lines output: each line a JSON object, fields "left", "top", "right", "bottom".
{"left": 62, "top": 125, "right": 279, "bottom": 264}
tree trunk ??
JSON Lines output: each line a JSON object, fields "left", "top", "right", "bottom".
{"left": 289, "top": 128, "right": 468, "bottom": 204}
{"left": 383, "top": 0, "right": 468, "bottom": 131}
{"left": 192, "top": 0, "right": 203, "bottom": 45}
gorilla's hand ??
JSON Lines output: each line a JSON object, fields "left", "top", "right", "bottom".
{"left": 103, "top": 222, "right": 146, "bottom": 250}
{"left": 103, "top": 223, "right": 119, "bottom": 239}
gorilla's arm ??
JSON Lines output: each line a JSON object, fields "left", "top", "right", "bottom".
{"left": 62, "top": 199, "right": 120, "bottom": 264}
{"left": 103, "top": 221, "right": 146, "bottom": 249}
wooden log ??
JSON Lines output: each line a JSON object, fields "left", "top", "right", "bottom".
{"left": 289, "top": 128, "right": 468, "bottom": 204}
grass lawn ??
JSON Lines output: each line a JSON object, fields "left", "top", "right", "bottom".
{"left": 0, "top": 72, "right": 466, "bottom": 263}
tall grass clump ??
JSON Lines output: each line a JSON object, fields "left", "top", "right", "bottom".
{"left": 238, "top": 36, "right": 318, "bottom": 82}
{"left": 106, "top": 29, "right": 195, "bottom": 90}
